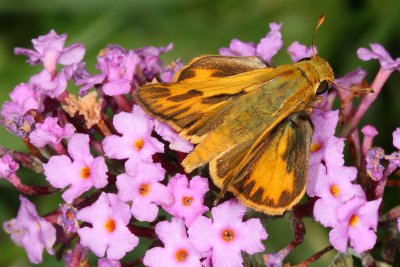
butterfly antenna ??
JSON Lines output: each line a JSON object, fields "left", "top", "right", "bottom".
{"left": 312, "top": 14, "right": 326, "bottom": 57}
{"left": 328, "top": 78, "right": 374, "bottom": 93}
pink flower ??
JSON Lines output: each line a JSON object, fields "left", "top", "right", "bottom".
{"left": 219, "top": 22, "right": 283, "bottom": 64}
{"left": 44, "top": 133, "right": 108, "bottom": 203}
{"left": 97, "top": 46, "right": 140, "bottom": 96}
{"left": 256, "top": 23, "right": 283, "bottom": 64}
{"left": 29, "top": 117, "right": 75, "bottom": 148}
{"left": 144, "top": 218, "right": 202, "bottom": 267}
{"left": 0, "top": 83, "right": 42, "bottom": 122}
{"left": 0, "top": 154, "right": 19, "bottom": 179}
{"left": 29, "top": 68, "right": 70, "bottom": 98}
{"left": 219, "top": 39, "right": 256, "bottom": 57}
{"left": 188, "top": 200, "right": 267, "bottom": 267}
{"left": 77, "top": 193, "right": 138, "bottom": 260}
{"left": 287, "top": 41, "right": 316, "bottom": 62}
{"left": 102, "top": 105, "right": 164, "bottom": 161}
{"left": 164, "top": 174, "right": 208, "bottom": 226}
{"left": 116, "top": 158, "right": 172, "bottom": 222}
{"left": 310, "top": 109, "right": 345, "bottom": 166}
{"left": 14, "top": 29, "right": 85, "bottom": 75}
{"left": 160, "top": 59, "right": 184, "bottom": 82}
{"left": 3, "top": 196, "right": 56, "bottom": 264}
{"left": 393, "top": 127, "right": 400, "bottom": 149}
{"left": 98, "top": 258, "right": 121, "bottom": 267}
{"left": 313, "top": 164, "right": 364, "bottom": 227}
{"left": 134, "top": 43, "right": 173, "bottom": 81}
{"left": 154, "top": 120, "right": 193, "bottom": 153}
{"left": 357, "top": 43, "right": 400, "bottom": 71}
{"left": 329, "top": 197, "right": 381, "bottom": 254}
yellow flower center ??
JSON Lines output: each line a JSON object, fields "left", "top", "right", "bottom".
{"left": 104, "top": 218, "right": 116, "bottom": 232}
{"left": 329, "top": 185, "right": 341, "bottom": 197}
{"left": 175, "top": 248, "right": 189, "bottom": 262}
{"left": 98, "top": 48, "right": 108, "bottom": 57}
{"left": 133, "top": 138, "right": 145, "bottom": 151}
{"left": 138, "top": 184, "right": 150, "bottom": 196}
{"left": 80, "top": 166, "right": 91, "bottom": 179}
{"left": 221, "top": 228, "right": 236, "bottom": 242}
{"left": 349, "top": 215, "right": 359, "bottom": 227}
{"left": 181, "top": 196, "right": 193, "bottom": 206}
{"left": 310, "top": 142, "right": 321, "bottom": 152}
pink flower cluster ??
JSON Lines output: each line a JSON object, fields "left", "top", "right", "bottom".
{"left": 1, "top": 23, "right": 399, "bottom": 267}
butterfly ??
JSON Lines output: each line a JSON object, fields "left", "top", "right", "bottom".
{"left": 133, "top": 16, "right": 334, "bottom": 215}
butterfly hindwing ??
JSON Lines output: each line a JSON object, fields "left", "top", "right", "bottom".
{"left": 210, "top": 112, "right": 314, "bottom": 215}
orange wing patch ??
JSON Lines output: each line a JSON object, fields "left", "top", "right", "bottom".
{"left": 210, "top": 112, "right": 314, "bottom": 215}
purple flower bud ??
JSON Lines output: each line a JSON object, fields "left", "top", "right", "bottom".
{"left": 0, "top": 154, "right": 19, "bottom": 179}
{"left": 57, "top": 204, "right": 79, "bottom": 233}
{"left": 366, "top": 147, "right": 385, "bottom": 181}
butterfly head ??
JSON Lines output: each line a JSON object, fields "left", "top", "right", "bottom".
{"left": 304, "top": 56, "right": 334, "bottom": 95}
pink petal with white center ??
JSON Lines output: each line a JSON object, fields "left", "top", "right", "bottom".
{"left": 58, "top": 43, "right": 86, "bottom": 65}
{"left": 102, "top": 135, "right": 134, "bottom": 160}
{"left": 313, "top": 198, "right": 340, "bottom": 227}
{"left": 156, "top": 218, "right": 187, "bottom": 244}
{"left": 188, "top": 216, "right": 213, "bottom": 253}
{"left": 329, "top": 225, "right": 349, "bottom": 253}
{"left": 43, "top": 155, "right": 77, "bottom": 188}
{"left": 239, "top": 218, "right": 267, "bottom": 254}
{"left": 62, "top": 181, "right": 92, "bottom": 204}
{"left": 116, "top": 173, "right": 135, "bottom": 202}
{"left": 125, "top": 158, "right": 165, "bottom": 180}
{"left": 211, "top": 200, "right": 246, "bottom": 225}
{"left": 212, "top": 245, "right": 243, "bottom": 267}
{"left": 131, "top": 199, "right": 159, "bottom": 222}
{"left": 306, "top": 162, "right": 326, "bottom": 197}
{"left": 89, "top": 156, "right": 108, "bottom": 188}
{"left": 106, "top": 225, "right": 139, "bottom": 260}
{"left": 148, "top": 182, "right": 173, "bottom": 206}
{"left": 76, "top": 194, "right": 110, "bottom": 224}
{"left": 113, "top": 108, "right": 152, "bottom": 136}
{"left": 78, "top": 227, "right": 109, "bottom": 257}
{"left": 349, "top": 225, "right": 377, "bottom": 253}
{"left": 358, "top": 198, "right": 381, "bottom": 230}
{"left": 68, "top": 134, "right": 92, "bottom": 163}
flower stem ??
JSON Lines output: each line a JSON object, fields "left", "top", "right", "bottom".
{"left": 339, "top": 67, "right": 393, "bottom": 137}
{"left": 113, "top": 95, "right": 132, "bottom": 112}
{"left": 294, "top": 245, "right": 334, "bottom": 267}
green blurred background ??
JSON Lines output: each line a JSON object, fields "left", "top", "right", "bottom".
{"left": 0, "top": 0, "right": 399, "bottom": 266}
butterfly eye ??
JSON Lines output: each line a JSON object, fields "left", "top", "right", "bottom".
{"left": 316, "top": 80, "right": 329, "bottom": 95}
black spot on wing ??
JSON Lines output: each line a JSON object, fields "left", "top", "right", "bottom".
{"left": 167, "top": 90, "right": 203, "bottom": 102}
{"left": 202, "top": 90, "right": 247, "bottom": 105}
